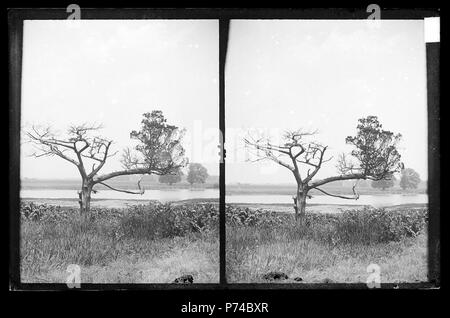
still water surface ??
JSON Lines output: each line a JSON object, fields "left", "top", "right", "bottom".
{"left": 21, "top": 189, "right": 427, "bottom": 207}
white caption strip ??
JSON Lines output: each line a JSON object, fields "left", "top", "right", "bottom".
{"left": 424, "top": 17, "right": 440, "bottom": 43}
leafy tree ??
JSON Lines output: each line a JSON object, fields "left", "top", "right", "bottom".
{"left": 245, "top": 115, "right": 402, "bottom": 221}
{"left": 371, "top": 174, "right": 396, "bottom": 190}
{"left": 187, "top": 163, "right": 209, "bottom": 185}
{"left": 400, "top": 168, "right": 421, "bottom": 190}
{"left": 158, "top": 169, "right": 183, "bottom": 185}
{"left": 27, "top": 111, "right": 187, "bottom": 214}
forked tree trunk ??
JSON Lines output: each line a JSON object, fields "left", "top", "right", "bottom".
{"left": 78, "top": 179, "right": 93, "bottom": 215}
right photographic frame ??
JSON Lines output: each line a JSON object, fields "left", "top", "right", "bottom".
{"left": 224, "top": 13, "right": 440, "bottom": 287}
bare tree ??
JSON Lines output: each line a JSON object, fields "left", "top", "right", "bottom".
{"left": 244, "top": 116, "right": 402, "bottom": 221}
{"left": 26, "top": 111, "right": 187, "bottom": 214}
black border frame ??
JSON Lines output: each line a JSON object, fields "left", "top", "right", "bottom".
{"left": 9, "top": 7, "right": 440, "bottom": 291}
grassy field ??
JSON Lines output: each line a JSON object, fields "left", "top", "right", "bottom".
{"left": 21, "top": 200, "right": 428, "bottom": 285}
{"left": 21, "top": 202, "right": 219, "bottom": 283}
{"left": 226, "top": 206, "right": 428, "bottom": 283}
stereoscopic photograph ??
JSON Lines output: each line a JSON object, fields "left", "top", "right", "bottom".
{"left": 19, "top": 19, "right": 219, "bottom": 283}
{"left": 225, "top": 20, "right": 429, "bottom": 284}
{"left": 9, "top": 7, "right": 439, "bottom": 294}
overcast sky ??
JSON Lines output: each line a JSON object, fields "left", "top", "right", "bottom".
{"left": 21, "top": 20, "right": 219, "bottom": 180}
{"left": 20, "top": 19, "right": 428, "bottom": 184}
{"left": 226, "top": 20, "right": 428, "bottom": 184}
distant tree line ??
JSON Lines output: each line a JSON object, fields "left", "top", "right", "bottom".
{"left": 158, "top": 163, "right": 210, "bottom": 186}
{"left": 370, "top": 168, "right": 421, "bottom": 190}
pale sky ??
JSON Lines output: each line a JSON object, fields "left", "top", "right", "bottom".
{"left": 21, "top": 20, "right": 219, "bottom": 179}
{"left": 226, "top": 20, "right": 428, "bottom": 184}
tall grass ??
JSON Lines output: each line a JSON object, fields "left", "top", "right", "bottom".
{"left": 20, "top": 202, "right": 219, "bottom": 283}
{"left": 21, "top": 202, "right": 428, "bottom": 283}
{"left": 226, "top": 206, "right": 428, "bottom": 283}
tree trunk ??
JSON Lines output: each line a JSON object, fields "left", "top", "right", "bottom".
{"left": 78, "top": 180, "right": 93, "bottom": 214}
{"left": 294, "top": 187, "right": 307, "bottom": 222}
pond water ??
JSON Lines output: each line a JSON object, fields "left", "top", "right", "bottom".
{"left": 226, "top": 193, "right": 428, "bottom": 207}
{"left": 21, "top": 189, "right": 427, "bottom": 207}
{"left": 21, "top": 189, "right": 219, "bottom": 203}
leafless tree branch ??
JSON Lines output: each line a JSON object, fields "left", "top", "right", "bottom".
{"left": 96, "top": 177, "right": 145, "bottom": 195}
{"left": 314, "top": 185, "right": 360, "bottom": 200}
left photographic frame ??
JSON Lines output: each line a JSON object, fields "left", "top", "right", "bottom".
{"left": 9, "top": 9, "right": 220, "bottom": 289}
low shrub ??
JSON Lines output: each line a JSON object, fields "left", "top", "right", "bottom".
{"left": 20, "top": 202, "right": 124, "bottom": 223}
{"left": 226, "top": 205, "right": 427, "bottom": 245}
{"left": 333, "top": 208, "right": 427, "bottom": 244}
{"left": 118, "top": 203, "right": 219, "bottom": 240}
{"left": 226, "top": 206, "right": 288, "bottom": 227}
{"left": 20, "top": 201, "right": 219, "bottom": 239}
